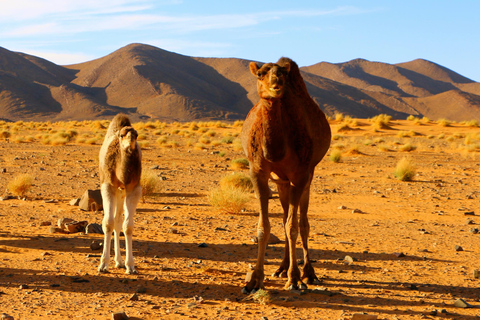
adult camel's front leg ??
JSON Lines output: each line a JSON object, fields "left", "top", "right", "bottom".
{"left": 299, "top": 179, "right": 320, "bottom": 284}
{"left": 113, "top": 190, "right": 125, "bottom": 269}
{"left": 243, "top": 170, "right": 270, "bottom": 293}
{"left": 273, "top": 181, "right": 290, "bottom": 278}
{"left": 284, "top": 184, "right": 307, "bottom": 290}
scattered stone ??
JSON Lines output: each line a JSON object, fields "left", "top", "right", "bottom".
{"left": 352, "top": 209, "right": 364, "bottom": 214}
{"left": 58, "top": 217, "right": 74, "bottom": 229}
{"left": 162, "top": 206, "right": 171, "bottom": 210}
{"left": 150, "top": 165, "right": 159, "bottom": 170}
{"left": 136, "top": 286, "right": 147, "bottom": 294}
{"left": 251, "top": 233, "right": 282, "bottom": 244}
{"left": 69, "top": 198, "right": 81, "bottom": 206}
{"left": 393, "top": 252, "right": 405, "bottom": 258}
{"left": 44, "top": 199, "right": 57, "bottom": 203}
{"left": 1, "top": 313, "right": 14, "bottom": 320}
{"left": 65, "top": 220, "right": 88, "bottom": 233}
{"left": 129, "top": 293, "right": 139, "bottom": 301}
{"left": 454, "top": 298, "right": 472, "bottom": 308}
{"left": 40, "top": 221, "right": 52, "bottom": 226}
{"left": 167, "top": 228, "right": 178, "bottom": 234}
{"left": 344, "top": 255, "right": 355, "bottom": 265}
{"left": 466, "top": 219, "right": 475, "bottom": 225}
{"left": 19, "top": 284, "right": 29, "bottom": 289}
{"left": 79, "top": 189, "right": 103, "bottom": 212}
{"left": 90, "top": 241, "right": 103, "bottom": 251}
{"left": 470, "top": 228, "right": 479, "bottom": 234}
{"left": 85, "top": 223, "right": 103, "bottom": 234}
{"left": 0, "top": 195, "right": 15, "bottom": 201}
{"left": 338, "top": 205, "right": 347, "bottom": 210}
{"left": 464, "top": 211, "right": 475, "bottom": 216}
{"left": 111, "top": 311, "right": 129, "bottom": 320}
{"left": 48, "top": 226, "right": 65, "bottom": 234}
{"left": 473, "top": 269, "right": 480, "bottom": 279}
{"left": 193, "top": 295, "right": 204, "bottom": 303}
{"left": 351, "top": 313, "right": 378, "bottom": 320}
{"left": 455, "top": 245, "right": 464, "bottom": 252}
{"left": 198, "top": 243, "right": 208, "bottom": 248}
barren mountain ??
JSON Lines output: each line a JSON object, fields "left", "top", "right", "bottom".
{"left": 0, "top": 43, "right": 480, "bottom": 122}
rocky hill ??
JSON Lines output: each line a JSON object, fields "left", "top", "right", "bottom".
{"left": 0, "top": 43, "right": 479, "bottom": 122}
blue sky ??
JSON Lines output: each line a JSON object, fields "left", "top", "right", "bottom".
{"left": 1, "top": 0, "right": 479, "bottom": 81}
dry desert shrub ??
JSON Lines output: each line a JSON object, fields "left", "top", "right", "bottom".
{"left": 378, "top": 144, "right": 391, "bottom": 152}
{"left": 251, "top": 289, "right": 272, "bottom": 305}
{"left": 140, "top": 169, "right": 163, "bottom": 203}
{"left": 209, "top": 185, "right": 250, "bottom": 214}
{"left": 231, "top": 158, "right": 249, "bottom": 170}
{"left": 0, "top": 130, "right": 11, "bottom": 140}
{"left": 399, "top": 143, "right": 417, "bottom": 152}
{"left": 334, "top": 112, "right": 344, "bottom": 122}
{"left": 220, "top": 172, "right": 253, "bottom": 192}
{"left": 233, "top": 120, "right": 244, "bottom": 127}
{"left": 8, "top": 174, "right": 33, "bottom": 197}
{"left": 370, "top": 114, "right": 392, "bottom": 130}
{"left": 465, "top": 120, "right": 479, "bottom": 127}
{"left": 329, "top": 149, "right": 342, "bottom": 163}
{"left": 394, "top": 157, "right": 416, "bottom": 181}
{"left": 437, "top": 118, "right": 451, "bottom": 127}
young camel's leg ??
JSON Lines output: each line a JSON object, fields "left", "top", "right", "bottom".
{"left": 299, "top": 178, "right": 320, "bottom": 284}
{"left": 123, "top": 185, "right": 142, "bottom": 274}
{"left": 113, "top": 190, "right": 125, "bottom": 269}
{"left": 99, "top": 183, "right": 116, "bottom": 273}
{"left": 273, "top": 182, "right": 290, "bottom": 278}
{"left": 243, "top": 170, "right": 270, "bottom": 293}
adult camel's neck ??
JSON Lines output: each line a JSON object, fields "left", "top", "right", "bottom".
{"left": 260, "top": 99, "right": 286, "bottom": 162}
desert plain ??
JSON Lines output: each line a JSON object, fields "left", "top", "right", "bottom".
{"left": 1, "top": 116, "right": 480, "bottom": 320}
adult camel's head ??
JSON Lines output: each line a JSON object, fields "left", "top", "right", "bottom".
{"left": 250, "top": 61, "right": 291, "bottom": 100}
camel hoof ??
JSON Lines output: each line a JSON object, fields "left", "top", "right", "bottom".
{"left": 242, "top": 287, "right": 250, "bottom": 294}
{"left": 299, "top": 283, "right": 308, "bottom": 290}
{"left": 311, "top": 278, "right": 322, "bottom": 285}
{"left": 98, "top": 267, "right": 109, "bottom": 273}
{"left": 115, "top": 262, "right": 125, "bottom": 269}
{"left": 126, "top": 267, "right": 137, "bottom": 275}
{"left": 287, "top": 284, "right": 297, "bottom": 291}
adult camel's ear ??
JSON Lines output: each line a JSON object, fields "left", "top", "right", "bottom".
{"left": 249, "top": 62, "right": 259, "bottom": 75}
{"left": 283, "top": 62, "right": 291, "bottom": 73}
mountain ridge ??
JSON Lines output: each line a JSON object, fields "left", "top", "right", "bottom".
{"left": 0, "top": 43, "right": 479, "bottom": 122}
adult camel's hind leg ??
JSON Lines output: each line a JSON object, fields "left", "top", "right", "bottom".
{"left": 243, "top": 170, "right": 270, "bottom": 293}
{"left": 273, "top": 182, "right": 290, "bottom": 278}
{"left": 299, "top": 178, "right": 320, "bottom": 284}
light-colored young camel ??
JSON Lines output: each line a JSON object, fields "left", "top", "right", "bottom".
{"left": 98, "top": 114, "right": 142, "bottom": 274}
{"left": 241, "top": 57, "right": 331, "bottom": 292}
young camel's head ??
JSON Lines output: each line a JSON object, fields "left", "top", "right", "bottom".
{"left": 250, "top": 61, "right": 291, "bottom": 100}
{"left": 118, "top": 126, "right": 138, "bottom": 152}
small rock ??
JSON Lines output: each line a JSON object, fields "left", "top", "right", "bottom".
{"left": 455, "top": 245, "right": 464, "bottom": 252}
{"left": 129, "top": 293, "right": 139, "bottom": 301}
{"left": 352, "top": 209, "right": 364, "bottom": 214}
{"left": 90, "top": 241, "right": 103, "bottom": 251}
{"left": 58, "top": 217, "right": 74, "bottom": 229}
{"left": 464, "top": 211, "right": 475, "bottom": 216}
{"left": 167, "top": 228, "right": 178, "bottom": 234}
{"left": 470, "top": 228, "right": 479, "bottom": 234}
{"left": 1, "top": 313, "right": 14, "bottom": 320}
{"left": 111, "top": 311, "right": 129, "bottom": 320}
{"left": 473, "top": 269, "right": 480, "bottom": 279}
{"left": 344, "top": 255, "right": 355, "bottom": 265}
{"left": 466, "top": 219, "right": 475, "bottom": 225}
{"left": 69, "top": 198, "right": 81, "bottom": 206}
{"left": 65, "top": 220, "right": 88, "bottom": 233}
{"left": 44, "top": 199, "right": 57, "bottom": 203}
{"left": 198, "top": 243, "right": 208, "bottom": 248}
{"left": 48, "top": 226, "right": 65, "bottom": 234}
{"left": 150, "top": 165, "right": 159, "bottom": 170}
{"left": 393, "top": 252, "right": 405, "bottom": 258}
{"left": 19, "top": 284, "right": 29, "bottom": 290}
{"left": 136, "top": 286, "right": 147, "bottom": 294}
{"left": 454, "top": 298, "right": 472, "bottom": 308}
{"left": 79, "top": 189, "right": 103, "bottom": 211}
{"left": 40, "top": 221, "right": 52, "bottom": 226}
{"left": 86, "top": 223, "right": 103, "bottom": 234}
{"left": 338, "top": 205, "right": 347, "bottom": 210}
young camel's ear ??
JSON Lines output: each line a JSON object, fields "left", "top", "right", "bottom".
{"left": 249, "top": 62, "right": 260, "bottom": 75}
{"left": 283, "top": 62, "right": 291, "bottom": 73}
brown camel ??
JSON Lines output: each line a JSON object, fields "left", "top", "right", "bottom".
{"left": 240, "top": 57, "right": 331, "bottom": 292}
{"left": 98, "top": 114, "right": 142, "bottom": 274}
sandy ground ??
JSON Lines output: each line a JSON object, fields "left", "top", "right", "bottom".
{"left": 1, "top": 118, "right": 480, "bottom": 320}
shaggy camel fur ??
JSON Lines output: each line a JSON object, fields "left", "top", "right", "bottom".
{"left": 98, "top": 114, "right": 142, "bottom": 274}
{"left": 241, "top": 57, "right": 331, "bottom": 292}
